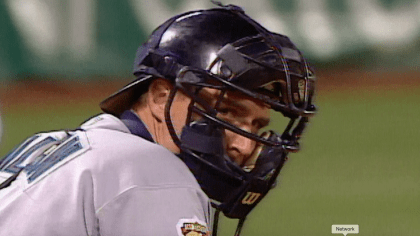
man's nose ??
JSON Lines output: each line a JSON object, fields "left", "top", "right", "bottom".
{"left": 226, "top": 131, "right": 256, "bottom": 166}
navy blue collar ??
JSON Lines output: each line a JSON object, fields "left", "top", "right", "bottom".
{"left": 120, "top": 110, "right": 154, "bottom": 143}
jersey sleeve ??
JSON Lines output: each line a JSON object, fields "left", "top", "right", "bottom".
{"left": 96, "top": 185, "right": 211, "bottom": 236}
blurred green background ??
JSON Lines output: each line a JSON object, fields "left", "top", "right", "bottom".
{"left": 1, "top": 0, "right": 419, "bottom": 235}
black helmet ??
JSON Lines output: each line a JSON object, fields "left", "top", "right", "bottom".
{"left": 101, "top": 4, "right": 316, "bottom": 236}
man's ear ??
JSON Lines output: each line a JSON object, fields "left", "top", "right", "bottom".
{"left": 147, "top": 78, "right": 172, "bottom": 122}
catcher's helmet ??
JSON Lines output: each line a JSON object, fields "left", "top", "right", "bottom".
{"left": 101, "top": 4, "right": 316, "bottom": 235}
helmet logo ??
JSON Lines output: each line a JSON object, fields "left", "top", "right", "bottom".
{"left": 241, "top": 192, "right": 261, "bottom": 205}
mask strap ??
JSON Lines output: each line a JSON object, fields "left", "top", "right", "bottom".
{"left": 212, "top": 208, "right": 221, "bottom": 236}
{"left": 164, "top": 86, "right": 183, "bottom": 147}
{"left": 234, "top": 218, "right": 246, "bottom": 236}
{"left": 211, "top": 208, "right": 247, "bottom": 236}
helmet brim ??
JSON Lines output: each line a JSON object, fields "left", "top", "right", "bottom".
{"left": 99, "top": 75, "right": 153, "bottom": 116}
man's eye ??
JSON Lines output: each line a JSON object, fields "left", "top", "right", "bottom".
{"left": 218, "top": 108, "right": 229, "bottom": 115}
{"left": 218, "top": 107, "right": 237, "bottom": 117}
{"left": 217, "top": 108, "right": 237, "bottom": 123}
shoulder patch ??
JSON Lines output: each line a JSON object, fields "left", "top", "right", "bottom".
{"left": 176, "top": 216, "right": 210, "bottom": 236}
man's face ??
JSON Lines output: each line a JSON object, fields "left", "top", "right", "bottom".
{"left": 170, "top": 88, "right": 271, "bottom": 167}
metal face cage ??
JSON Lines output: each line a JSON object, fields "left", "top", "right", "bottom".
{"left": 163, "top": 32, "right": 316, "bottom": 224}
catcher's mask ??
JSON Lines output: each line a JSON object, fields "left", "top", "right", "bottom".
{"left": 100, "top": 4, "right": 316, "bottom": 236}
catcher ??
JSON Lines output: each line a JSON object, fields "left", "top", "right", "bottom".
{"left": 0, "top": 4, "right": 316, "bottom": 236}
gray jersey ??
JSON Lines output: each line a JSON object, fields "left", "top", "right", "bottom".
{"left": 0, "top": 114, "right": 211, "bottom": 236}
